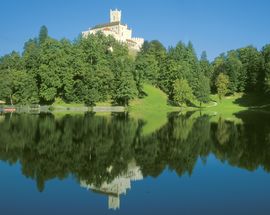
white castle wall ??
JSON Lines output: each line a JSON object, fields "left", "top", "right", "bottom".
{"left": 82, "top": 9, "right": 144, "bottom": 51}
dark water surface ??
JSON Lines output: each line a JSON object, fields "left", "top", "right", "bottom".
{"left": 0, "top": 111, "right": 270, "bottom": 215}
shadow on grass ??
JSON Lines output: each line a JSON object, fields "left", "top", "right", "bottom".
{"left": 233, "top": 93, "right": 270, "bottom": 109}
{"left": 167, "top": 99, "right": 200, "bottom": 108}
{"left": 233, "top": 93, "right": 270, "bottom": 111}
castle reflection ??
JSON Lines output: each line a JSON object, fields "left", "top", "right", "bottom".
{"left": 81, "top": 160, "right": 143, "bottom": 209}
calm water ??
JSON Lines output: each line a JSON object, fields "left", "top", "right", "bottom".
{"left": 0, "top": 111, "right": 270, "bottom": 215}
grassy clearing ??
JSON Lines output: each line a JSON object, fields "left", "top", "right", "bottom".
{"left": 198, "top": 94, "right": 247, "bottom": 122}
{"left": 206, "top": 94, "right": 246, "bottom": 111}
{"left": 129, "top": 84, "right": 179, "bottom": 113}
{"left": 197, "top": 93, "right": 270, "bottom": 122}
{"left": 129, "top": 84, "right": 179, "bottom": 135}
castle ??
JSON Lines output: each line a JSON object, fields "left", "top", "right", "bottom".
{"left": 82, "top": 9, "right": 144, "bottom": 51}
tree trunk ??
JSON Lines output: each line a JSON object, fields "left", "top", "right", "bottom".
{"left": 10, "top": 94, "right": 13, "bottom": 106}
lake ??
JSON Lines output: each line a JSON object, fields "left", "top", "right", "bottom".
{"left": 0, "top": 111, "right": 270, "bottom": 215}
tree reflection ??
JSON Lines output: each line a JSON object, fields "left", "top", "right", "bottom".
{"left": 0, "top": 110, "right": 270, "bottom": 207}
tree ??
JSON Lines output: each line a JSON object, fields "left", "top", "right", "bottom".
{"left": 262, "top": 44, "right": 270, "bottom": 94}
{"left": 134, "top": 40, "right": 166, "bottom": 91}
{"left": 212, "top": 51, "right": 248, "bottom": 94}
{"left": 133, "top": 56, "right": 145, "bottom": 97}
{"left": 158, "top": 58, "right": 181, "bottom": 98}
{"left": 226, "top": 51, "right": 245, "bottom": 93}
{"left": 140, "top": 40, "right": 166, "bottom": 64}
{"left": 215, "top": 73, "right": 229, "bottom": 100}
{"left": 212, "top": 54, "right": 227, "bottom": 93}
{"left": 111, "top": 59, "right": 137, "bottom": 106}
{"left": 11, "top": 70, "right": 39, "bottom": 104}
{"left": 135, "top": 53, "right": 159, "bottom": 85}
{"left": 23, "top": 38, "right": 40, "bottom": 72}
{"left": 0, "top": 72, "right": 12, "bottom": 104}
{"left": 158, "top": 41, "right": 201, "bottom": 102}
{"left": 168, "top": 41, "right": 200, "bottom": 94}
{"left": 200, "top": 51, "right": 213, "bottom": 78}
{"left": 0, "top": 51, "right": 23, "bottom": 71}
{"left": 173, "top": 79, "right": 194, "bottom": 106}
{"left": 237, "top": 46, "right": 263, "bottom": 92}
{"left": 264, "top": 62, "right": 270, "bottom": 94}
{"left": 37, "top": 38, "right": 64, "bottom": 103}
{"left": 195, "top": 76, "right": 211, "bottom": 106}
{"left": 39, "top": 25, "right": 48, "bottom": 44}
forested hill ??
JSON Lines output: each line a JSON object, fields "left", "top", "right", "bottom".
{"left": 0, "top": 26, "right": 270, "bottom": 107}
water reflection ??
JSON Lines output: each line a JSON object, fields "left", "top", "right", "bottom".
{"left": 81, "top": 160, "right": 143, "bottom": 210}
{"left": 0, "top": 111, "right": 270, "bottom": 210}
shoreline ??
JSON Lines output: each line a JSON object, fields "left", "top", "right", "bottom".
{"left": 1, "top": 102, "right": 270, "bottom": 114}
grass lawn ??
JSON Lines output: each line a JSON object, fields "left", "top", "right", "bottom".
{"left": 129, "top": 84, "right": 180, "bottom": 135}
{"left": 197, "top": 92, "right": 270, "bottom": 122}
{"left": 129, "top": 84, "right": 179, "bottom": 113}
{"left": 199, "top": 94, "right": 247, "bottom": 122}
{"left": 205, "top": 94, "right": 247, "bottom": 112}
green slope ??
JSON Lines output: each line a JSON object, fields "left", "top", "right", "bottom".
{"left": 129, "top": 84, "right": 179, "bottom": 135}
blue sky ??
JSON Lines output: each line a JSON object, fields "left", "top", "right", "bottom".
{"left": 0, "top": 0, "right": 270, "bottom": 60}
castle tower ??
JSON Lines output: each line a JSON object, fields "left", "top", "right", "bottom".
{"left": 83, "top": 9, "right": 144, "bottom": 51}
{"left": 110, "top": 9, "right": 121, "bottom": 22}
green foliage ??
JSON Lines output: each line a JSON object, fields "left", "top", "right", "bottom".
{"left": 1, "top": 26, "right": 270, "bottom": 107}
{"left": 38, "top": 38, "right": 64, "bottom": 103}
{"left": 111, "top": 59, "right": 137, "bottom": 106}
{"left": 262, "top": 44, "right": 270, "bottom": 94}
{"left": 135, "top": 53, "right": 159, "bottom": 85}
{"left": 215, "top": 73, "right": 229, "bottom": 100}
{"left": 211, "top": 46, "right": 267, "bottom": 95}
{"left": 264, "top": 63, "right": 270, "bottom": 94}
{"left": 195, "top": 75, "right": 211, "bottom": 105}
{"left": 157, "top": 41, "right": 204, "bottom": 105}
{"left": 226, "top": 51, "right": 245, "bottom": 93}
{"left": 0, "top": 71, "right": 12, "bottom": 103}
{"left": 134, "top": 40, "right": 166, "bottom": 93}
{"left": 23, "top": 39, "right": 40, "bottom": 74}
{"left": 0, "top": 51, "right": 23, "bottom": 71}
{"left": 0, "top": 50, "right": 39, "bottom": 104}
{"left": 39, "top": 25, "right": 48, "bottom": 44}
{"left": 237, "top": 46, "right": 263, "bottom": 92}
{"left": 0, "top": 26, "right": 137, "bottom": 106}
{"left": 212, "top": 52, "right": 244, "bottom": 94}
{"left": 173, "top": 79, "right": 194, "bottom": 106}
{"left": 12, "top": 70, "right": 39, "bottom": 104}
{"left": 200, "top": 51, "right": 213, "bottom": 78}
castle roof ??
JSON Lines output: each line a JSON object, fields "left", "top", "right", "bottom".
{"left": 126, "top": 39, "right": 137, "bottom": 44}
{"left": 91, "top": 21, "right": 121, "bottom": 30}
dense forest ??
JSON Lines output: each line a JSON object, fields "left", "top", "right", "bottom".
{"left": 0, "top": 26, "right": 270, "bottom": 106}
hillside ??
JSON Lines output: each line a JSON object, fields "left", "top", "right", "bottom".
{"left": 129, "top": 84, "right": 179, "bottom": 135}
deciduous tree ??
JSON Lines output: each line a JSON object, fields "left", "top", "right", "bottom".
{"left": 215, "top": 73, "right": 229, "bottom": 100}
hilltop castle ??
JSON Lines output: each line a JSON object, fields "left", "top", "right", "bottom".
{"left": 82, "top": 9, "right": 144, "bottom": 51}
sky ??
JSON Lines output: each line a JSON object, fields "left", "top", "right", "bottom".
{"left": 0, "top": 0, "right": 270, "bottom": 60}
